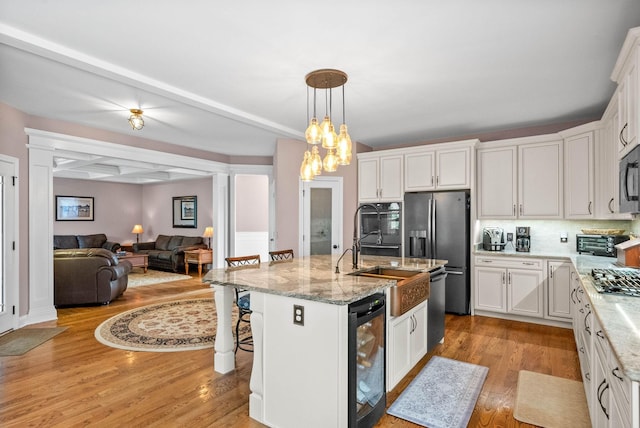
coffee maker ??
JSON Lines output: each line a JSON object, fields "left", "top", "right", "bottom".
{"left": 516, "top": 226, "right": 530, "bottom": 252}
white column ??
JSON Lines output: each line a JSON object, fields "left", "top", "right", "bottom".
{"left": 249, "top": 291, "right": 265, "bottom": 423}
{"left": 213, "top": 284, "right": 235, "bottom": 373}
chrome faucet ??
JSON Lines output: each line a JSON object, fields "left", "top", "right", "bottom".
{"left": 352, "top": 203, "right": 382, "bottom": 269}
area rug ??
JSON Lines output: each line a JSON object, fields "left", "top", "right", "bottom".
{"left": 127, "top": 268, "right": 192, "bottom": 287}
{"left": 95, "top": 298, "right": 247, "bottom": 352}
{"left": 387, "top": 356, "right": 488, "bottom": 428}
{"left": 0, "top": 327, "right": 67, "bottom": 356}
{"left": 514, "top": 370, "right": 590, "bottom": 428}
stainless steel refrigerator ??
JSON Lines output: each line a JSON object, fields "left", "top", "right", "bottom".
{"left": 404, "top": 191, "right": 470, "bottom": 315}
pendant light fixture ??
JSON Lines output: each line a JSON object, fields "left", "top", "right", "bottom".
{"left": 128, "top": 109, "right": 144, "bottom": 130}
{"left": 300, "top": 69, "right": 352, "bottom": 181}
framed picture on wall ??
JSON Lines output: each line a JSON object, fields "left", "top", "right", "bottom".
{"left": 173, "top": 196, "right": 197, "bottom": 228}
{"left": 56, "top": 195, "right": 94, "bottom": 221}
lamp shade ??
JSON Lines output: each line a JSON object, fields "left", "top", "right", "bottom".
{"left": 203, "top": 226, "right": 214, "bottom": 238}
{"left": 131, "top": 224, "right": 144, "bottom": 234}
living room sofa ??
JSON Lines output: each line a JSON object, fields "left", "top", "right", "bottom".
{"left": 132, "top": 234, "right": 207, "bottom": 272}
{"left": 54, "top": 248, "right": 132, "bottom": 306}
{"left": 54, "top": 233, "right": 121, "bottom": 252}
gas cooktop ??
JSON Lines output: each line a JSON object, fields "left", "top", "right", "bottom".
{"left": 591, "top": 268, "right": 640, "bottom": 297}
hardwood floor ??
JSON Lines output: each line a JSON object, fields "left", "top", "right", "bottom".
{"left": 0, "top": 277, "right": 580, "bottom": 427}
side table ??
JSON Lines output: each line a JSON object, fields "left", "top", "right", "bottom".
{"left": 185, "top": 249, "right": 213, "bottom": 276}
{"left": 117, "top": 252, "right": 149, "bottom": 273}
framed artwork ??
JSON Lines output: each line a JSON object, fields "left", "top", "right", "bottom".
{"left": 56, "top": 196, "right": 94, "bottom": 221}
{"left": 173, "top": 196, "right": 197, "bottom": 228}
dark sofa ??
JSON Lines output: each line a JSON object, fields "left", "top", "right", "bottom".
{"left": 54, "top": 233, "right": 121, "bottom": 252}
{"left": 54, "top": 248, "right": 132, "bottom": 306}
{"left": 132, "top": 234, "right": 207, "bottom": 272}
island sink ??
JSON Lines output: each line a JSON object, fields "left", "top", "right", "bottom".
{"left": 350, "top": 267, "right": 430, "bottom": 316}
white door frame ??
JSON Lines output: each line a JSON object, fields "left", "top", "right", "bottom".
{"left": 299, "top": 176, "right": 343, "bottom": 257}
{"left": 0, "top": 155, "right": 19, "bottom": 333}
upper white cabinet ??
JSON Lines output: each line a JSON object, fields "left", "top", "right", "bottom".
{"left": 358, "top": 153, "right": 403, "bottom": 202}
{"left": 562, "top": 128, "right": 594, "bottom": 219}
{"left": 404, "top": 141, "right": 476, "bottom": 192}
{"left": 612, "top": 27, "right": 640, "bottom": 157}
{"left": 477, "top": 146, "right": 517, "bottom": 218}
{"left": 477, "top": 137, "right": 563, "bottom": 219}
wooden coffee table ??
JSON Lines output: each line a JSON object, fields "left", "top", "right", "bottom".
{"left": 184, "top": 249, "right": 213, "bottom": 276}
{"left": 118, "top": 252, "right": 149, "bottom": 272}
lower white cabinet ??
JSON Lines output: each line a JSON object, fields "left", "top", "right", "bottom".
{"left": 547, "top": 260, "right": 572, "bottom": 320}
{"left": 474, "top": 257, "right": 544, "bottom": 318}
{"left": 387, "top": 300, "right": 427, "bottom": 390}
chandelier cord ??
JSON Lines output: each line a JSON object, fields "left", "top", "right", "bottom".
{"left": 342, "top": 85, "right": 346, "bottom": 124}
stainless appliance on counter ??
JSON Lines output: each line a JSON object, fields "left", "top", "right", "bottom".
{"left": 577, "top": 234, "right": 629, "bottom": 257}
{"left": 482, "top": 227, "right": 505, "bottom": 251}
{"left": 404, "top": 191, "right": 470, "bottom": 315}
{"left": 590, "top": 268, "right": 640, "bottom": 297}
{"left": 516, "top": 226, "right": 531, "bottom": 252}
{"left": 359, "top": 202, "right": 402, "bottom": 257}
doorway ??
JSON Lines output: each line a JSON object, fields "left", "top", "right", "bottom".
{"left": 300, "top": 177, "right": 343, "bottom": 257}
{"left": 0, "top": 156, "right": 18, "bottom": 334}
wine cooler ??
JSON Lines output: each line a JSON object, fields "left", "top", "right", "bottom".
{"left": 348, "top": 293, "right": 386, "bottom": 428}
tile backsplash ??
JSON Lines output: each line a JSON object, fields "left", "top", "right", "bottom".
{"left": 476, "top": 219, "right": 636, "bottom": 255}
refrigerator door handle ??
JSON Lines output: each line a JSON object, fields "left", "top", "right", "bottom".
{"left": 427, "top": 198, "right": 433, "bottom": 259}
{"left": 431, "top": 198, "right": 437, "bottom": 258}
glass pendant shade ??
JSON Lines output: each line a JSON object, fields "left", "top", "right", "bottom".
{"left": 300, "top": 150, "right": 315, "bottom": 181}
{"left": 310, "top": 145, "right": 323, "bottom": 175}
{"left": 323, "top": 149, "right": 338, "bottom": 172}
{"left": 128, "top": 109, "right": 144, "bottom": 130}
{"left": 305, "top": 117, "right": 322, "bottom": 145}
{"left": 337, "top": 124, "right": 352, "bottom": 165}
{"left": 322, "top": 123, "right": 338, "bottom": 149}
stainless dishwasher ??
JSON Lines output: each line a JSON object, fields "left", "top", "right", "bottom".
{"left": 427, "top": 266, "right": 447, "bottom": 352}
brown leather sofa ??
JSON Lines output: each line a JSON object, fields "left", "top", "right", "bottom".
{"left": 132, "top": 234, "right": 207, "bottom": 272}
{"left": 54, "top": 248, "right": 132, "bottom": 306}
{"left": 54, "top": 233, "right": 121, "bottom": 252}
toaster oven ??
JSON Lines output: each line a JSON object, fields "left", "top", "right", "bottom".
{"left": 576, "top": 234, "right": 629, "bottom": 257}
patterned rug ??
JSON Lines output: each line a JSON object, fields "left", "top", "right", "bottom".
{"left": 387, "top": 356, "right": 488, "bottom": 428}
{"left": 94, "top": 298, "right": 248, "bottom": 352}
{"left": 127, "top": 268, "right": 192, "bottom": 288}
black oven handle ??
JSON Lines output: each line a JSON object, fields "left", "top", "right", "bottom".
{"left": 624, "top": 161, "right": 638, "bottom": 201}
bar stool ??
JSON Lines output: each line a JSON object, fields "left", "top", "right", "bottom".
{"left": 224, "top": 254, "right": 261, "bottom": 353}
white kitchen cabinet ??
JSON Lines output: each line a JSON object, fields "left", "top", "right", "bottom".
{"left": 387, "top": 301, "right": 427, "bottom": 390}
{"left": 477, "top": 138, "right": 563, "bottom": 219}
{"left": 474, "top": 257, "right": 543, "bottom": 317}
{"left": 477, "top": 146, "right": 517, "bottom": 218}
{"left": 547, "top": 260, "right": 572, "bottom": 320}
{"left": 612, "top": 28, "right": 640, "bottom": 158}
{"left": 358, "top": 153, "right": 403, "bottom": 202}
{"left": 404, "top": 142, "right": 474, "bottom": 192}
{"left": 564, "top": 130, "right": 594, "bottom": 219}
{"left": 518, "top": 140, "right": 563, "bottom": 219}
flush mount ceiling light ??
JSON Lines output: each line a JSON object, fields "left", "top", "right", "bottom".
{"left": 128, "top": 108, "right": 144, "bottom": 130}
{"left": 300, "top": 69, "right": 352, "bottom": 181}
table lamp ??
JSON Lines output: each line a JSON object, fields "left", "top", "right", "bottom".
{"left": 203, "top": 226, "right": 214, "bottom": 249}
{"left": 131, "top": 224, "right": 144, "bottom": 243}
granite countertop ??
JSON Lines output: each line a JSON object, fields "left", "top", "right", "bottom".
{"left": 476, "top": 247, "right": 640, "bottom": 381}
{"left": 202, "top": 254, "right": 447, "bottom": 305}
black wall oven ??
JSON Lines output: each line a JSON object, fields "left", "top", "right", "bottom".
{"left": 348, "top": 293, "right": 386, "bottom": 428}
{"left": 359, "top": 202, "right": 402, "bottom": 257}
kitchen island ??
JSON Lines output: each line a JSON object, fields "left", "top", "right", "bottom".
{"left": 203, "top": 254, "right": 446, "bottom": 428}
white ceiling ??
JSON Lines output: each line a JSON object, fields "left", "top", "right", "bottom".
{"left": 1, "top": 1, "right": 640, "bottom": 182}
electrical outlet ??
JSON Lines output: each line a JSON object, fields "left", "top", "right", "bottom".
{"left": 560, "top": 232, "right": 568, "bottom": 243}
{"left": 293, "top": 304, "right": 304, "bottom": 326}
{"left": 506, "top": 233, "right": 513, "bottom": 242}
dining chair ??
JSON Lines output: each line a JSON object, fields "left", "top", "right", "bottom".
{"left": 224, "top": 254, "right": 261, "bottom": 353}
{"left": 269, "top": 249, "right": 294, "bottom": 261}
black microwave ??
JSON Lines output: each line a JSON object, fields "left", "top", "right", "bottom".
{"left": 620, "top": 144, "right": 640, "bottom": 213}
{"left": 576, "top": 234, "right": 629, "bottom": 257}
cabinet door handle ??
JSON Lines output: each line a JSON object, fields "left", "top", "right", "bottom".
{"left": 508, "top": 272, "right": 512, "bottom": 285}
{"left": 612, "top": 367, "right": 624, "bottom": 382}
{"left": 597, "top": 379, "right": 610, "bottom": 419}
{"left": 588, "top": 201, "right": 592, "bottom": 215}
{"left": 502, "top": 272, "right": 506, "bottom": 284}
{"left": 596, "top": 330, "right": 605, "bottom": 339}
{"left": 513, "top": 204, "right": 516, "bottom": 216}
{"left": 431, "top": 176, "right": 434, "bottom": 186}
{"left": 519, "top": 204, "right": 523, "bottom": 216}
{"left": 522, "top": 262, "right": 535, "bottom": 265}
{"left": 550, "top": 266, "right": 554, "bottom": 279}
{"left": 481, "top": 259, "right": 493, "bottom": 263}
{"left": 608, "top": 198, "right": 614, "bottom": 213}
{"left": 620, "top": 123, "right": 629, "bottom": 146}
{"left": 436, "top": 176, "right": 439, "bottom": 186}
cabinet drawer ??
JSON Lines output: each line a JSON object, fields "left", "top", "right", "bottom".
{"left": 475, "top": 256, "right": 543, "bottom": 270}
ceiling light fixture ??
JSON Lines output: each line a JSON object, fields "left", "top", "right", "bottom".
{"left": 128, "top": 108, "right": 144, "bottom": 130}
{"left": 300, "top": 69, "right": 352, "bottom": 181}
